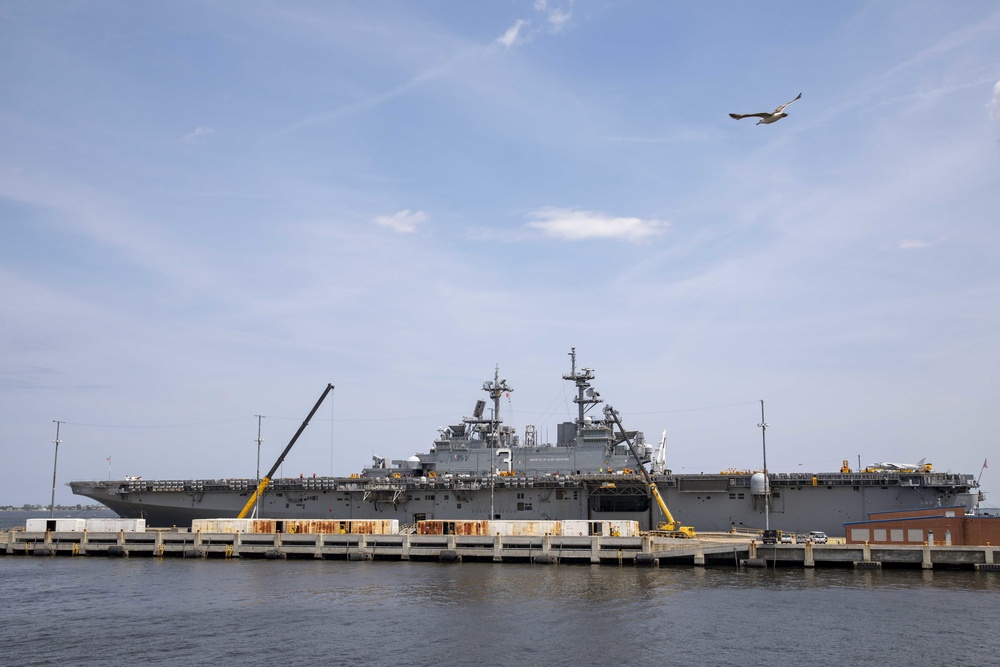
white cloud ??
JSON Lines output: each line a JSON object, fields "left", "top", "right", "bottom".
{"left": 533, "top": 0, "right": 572, "bottom": 32}
{"left": 183, "top": 126, "right": 215, "bottom": 144}
{"left": 525, "top": 207, "right": 668, "bottom": 242}
{"left": 497, "top": 19, "right": 528, "bottom": 49}
{"left": 372, "top": 209, "right": 427, "bottom": 233}
{"left": 495, "top": 3, "right": 570, "bottom": 50}
{"left": 899, "top": 235, "right": 949, "bottom": 250}
{"left": 547, "top": 9, "right": 571, "bottom": 32}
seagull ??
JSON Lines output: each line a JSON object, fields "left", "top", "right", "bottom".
{"left": 730, "top": 93, "right": 802, "bottom": 125}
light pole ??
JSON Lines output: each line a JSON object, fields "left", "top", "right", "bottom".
{"left": 254, "top": 415, "right": 265, "bottom": 519}
{"left": 50, "top": 421, "right": 63, "bottom": 518}
{"left": 757, "top": 400, "right": 769, "bottom": 530}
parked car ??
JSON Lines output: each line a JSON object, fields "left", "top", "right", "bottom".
{"left": 808, "top": 531, "right": 828, "bottom": 544}
{"left": 780, "top": 533, "right": 794, "bottom": 544}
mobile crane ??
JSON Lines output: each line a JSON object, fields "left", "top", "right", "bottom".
{"left": 237, "top": 383, "right": 334, "bottom": 519}
{"left": 603, "top": 405, "right": 696, "bottom": 539}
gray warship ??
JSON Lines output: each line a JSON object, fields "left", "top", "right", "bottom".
{"left": 70, "top": 349, "right": 981, "bottom": 536}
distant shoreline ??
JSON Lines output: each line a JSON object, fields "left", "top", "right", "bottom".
{"left": 0, "top": 506, "right": 107, "bottom": 512}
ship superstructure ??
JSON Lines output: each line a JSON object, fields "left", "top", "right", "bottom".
{"left": 367, "top": 349, "right": 650, "bottom": 480}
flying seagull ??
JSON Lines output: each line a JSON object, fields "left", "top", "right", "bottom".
{"left": 730, "top": 93, "right": 802, "bottom": 124}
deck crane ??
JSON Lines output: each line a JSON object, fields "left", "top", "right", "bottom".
{"left": 237, "top": 383, "right": 334, "bottom": 519}
{"left": 652, "top": 429, "right": 667, "bottom": 475}
{"left": 603, "top": 405, "right": 696, "bottom": 539}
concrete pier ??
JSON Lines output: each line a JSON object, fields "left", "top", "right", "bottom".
{"left": 4, "top": 530, "right": 998, "bottom": 569}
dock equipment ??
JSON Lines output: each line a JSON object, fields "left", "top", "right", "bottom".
{"left": 237, "top": 384, "right": 334, "bottom": 519}
{"left": 603, "top": 405, "right": 696, "bottom": 538}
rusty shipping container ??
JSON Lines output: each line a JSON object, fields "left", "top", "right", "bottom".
{"left": 417, "top": 519, "right": 639, "bottom": 537}
{"left": 190, "top": 518, "right": 399, "bottom": 534}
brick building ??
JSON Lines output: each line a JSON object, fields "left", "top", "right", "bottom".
{"left": 844, "top": 506, "right": 1000, "bottom": 546}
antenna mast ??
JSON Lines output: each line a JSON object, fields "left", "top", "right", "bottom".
{"left": 758, "top": 400, "right": 770, "bottom": 531}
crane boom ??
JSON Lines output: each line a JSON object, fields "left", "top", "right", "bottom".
{"left": 237, "top": 383, "right": 335, "bottom": 519}
{"left": 603, "top": 405, "right": 695, "bottom": 538}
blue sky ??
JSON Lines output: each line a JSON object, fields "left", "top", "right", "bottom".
{"left": 2, "top": 1, "right": 998, "bottom": 506}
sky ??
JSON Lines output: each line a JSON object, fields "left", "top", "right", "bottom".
{"left": 2, "top": 1, "right": 999, "bottom": 506}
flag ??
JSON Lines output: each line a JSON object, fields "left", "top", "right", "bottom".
{"left": 985, "top": 459, "right": 989, "bottom": 469}
{"left": 106, "top": 457, "right": 111, "bottom": 462}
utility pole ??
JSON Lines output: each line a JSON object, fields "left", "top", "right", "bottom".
{"left": 757, "top": 401, "right": 769, "bottom": 531}
{"left": 50, "top": 421, "right": 63, "bottom": 518}
{"left": 254, "top": 415, "right": 265, "bottom": 519}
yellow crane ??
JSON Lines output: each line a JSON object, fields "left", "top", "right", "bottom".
{"left": 603, "top": 405, "right": 696, "bottom": 539}
{"left": 237, "top": 383, "right": 334, "bottom": 519}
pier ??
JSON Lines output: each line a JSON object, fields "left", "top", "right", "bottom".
{"left": 3, "top": 529, "right": 998, "bottom": 570}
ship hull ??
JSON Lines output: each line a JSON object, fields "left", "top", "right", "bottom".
{"left": 70, "top": 470, "right": 978, "bottom": 537}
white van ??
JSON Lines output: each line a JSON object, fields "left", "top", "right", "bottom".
{"left": 808, "top": 531, "right": 828, "bottom": 544}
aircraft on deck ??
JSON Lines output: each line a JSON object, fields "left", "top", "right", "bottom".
{"left": 868, "top": 458, "right": 930, "bottom": 472}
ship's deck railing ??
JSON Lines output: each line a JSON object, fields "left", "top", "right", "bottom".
{"left": 77, "top": 469, "right": 976, "bottom": 495}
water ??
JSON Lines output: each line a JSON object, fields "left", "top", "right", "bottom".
{"left": 1, "top": 555, "right": 998, "bottom": 667}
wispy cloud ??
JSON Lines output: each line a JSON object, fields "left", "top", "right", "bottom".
{"left": 183, "top": 126, "right": 215, "bottom": 144}
{"left": 535, "top": 0, "right": 572, "bottom": 32}
{"left": 525, "top": 207, "right": 668, "bottom": 241}
{"left": 497, "top": 19, "right": 529, "bottom": 49}
{"left": 373, "top": 209, "right": 427, "bottom": 233}
{"left": 267, "top": 47, "right": 478, "bottom": 141}
{"left": 899, "top": 235, "right": 949, "bottom": 250}
{"left": 601, "top": 127, "right": 722, "bottom": 144}
{"left": 497, "top": 2, "right": 572, "bottom": 49}
{"left": 0, "top": 170, "right": 221, "bottom": 292}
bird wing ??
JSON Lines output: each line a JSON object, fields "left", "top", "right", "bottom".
{"left": 730, "top": 112, "right": 771, "bottom": 120}
{"left": 772, "top": 93, "right": 802, "bottom": 114}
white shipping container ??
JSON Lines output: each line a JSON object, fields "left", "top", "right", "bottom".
{"left": 191, "top": 518, "right": 260, "bottom": 533}
{"left": 84, "top": 518, "right": 146, "bottom": 532}
{"left": 25, "top": 518, "right": 87, "bottom": 532}
{"left": 489, "top": 520, "right": 561, "bottom": 536}
{"left": 561, "top": 520, "right": 639, "bottom": 537}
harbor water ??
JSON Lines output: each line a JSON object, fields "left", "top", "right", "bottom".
{"left": 2, "top": 550, "right": 999, "bottom": 666}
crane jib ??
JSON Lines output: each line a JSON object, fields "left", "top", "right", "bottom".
{"left": 237, "top": 383, "right": 334, "bottom": 519}
{"left": 603, "top": 404, "right": 695, "bottom": 538}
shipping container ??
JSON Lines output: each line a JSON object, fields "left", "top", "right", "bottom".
{"left": 25, "top": 518, "right": 88, "bottom": 532}
{"left": 416, "top": 519, "right": 639, "bottom": 537}
{"left": 190, "top": 518, "right": 260, "bottom": 533}
{"left": 190, "top": 518, "right": 399, "bottom": 534}
{"left": 560, "top": 520, "right": 640, "bottom": 537}
{"left": 84, "top": 518, "right": 146, "bottom": 532}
